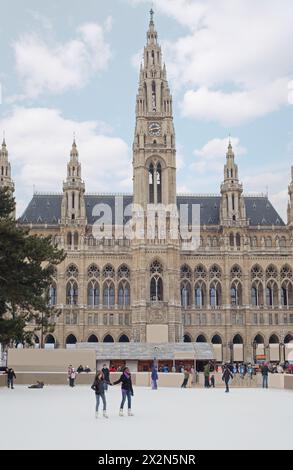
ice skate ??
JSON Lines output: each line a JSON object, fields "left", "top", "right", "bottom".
{"left": 103, "top": 411, "right": 109, "bottom": 419}
{"left": 128, "top": 409, "right": 134, "bottom": 416}
{"left": 95, "top": 411, "right": 99, "bottom": 419}
{"left": 119, "top": 409, "right": 124, "bottom": 417}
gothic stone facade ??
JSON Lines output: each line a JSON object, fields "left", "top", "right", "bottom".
{"left": 3, "top": 14, "right": 293, "bottom": 362}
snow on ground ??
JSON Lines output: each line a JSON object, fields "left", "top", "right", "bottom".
{"left": 0, "top": 385, "right": 292, "bottom": 450}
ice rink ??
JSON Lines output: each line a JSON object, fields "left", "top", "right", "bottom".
{"left": 0, "top": 385, "right": 292, "bottom": 450}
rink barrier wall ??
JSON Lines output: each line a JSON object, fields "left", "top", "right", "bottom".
{"left": 2, "top": 371, "right": 292, "bottom": 389}
{"left": 0, "top": 374, "right": 6, "bottom": 387}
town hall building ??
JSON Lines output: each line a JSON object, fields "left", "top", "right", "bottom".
{"left": 1, "top": 11, "right": 293, "bottom": 366}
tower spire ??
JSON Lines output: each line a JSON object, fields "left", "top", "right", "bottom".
{"left": 220, "top": 140, "right": 247, "bottom": 226}
{"left": 0, "top": 135, "right": 15, "bottom": 217}
{"left": 61, "top": 138, "right": 86, "bottom": 225}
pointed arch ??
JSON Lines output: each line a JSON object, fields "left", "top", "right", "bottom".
{"left": 103, "top": 334, "right": 114, "bottom": 343}
{"left": 66, "top": 334, "right": 77, "bottom": 345}
{"left": 211, "top": 334, "right": 222, "bottom": 344}
{"left": 196, "top": 334, "right": 207, "bottom": 343}
{"left": 183, "top": 333, "right": 192, "bottom": 343}
{"left": 233, "top": 334, "right": 243, "bottom": 344}
{"left": 88, "top": 334, "right": 99, "bottom": 343}
{"left": 119, "top": 334, "right": 130, "bottom": 343}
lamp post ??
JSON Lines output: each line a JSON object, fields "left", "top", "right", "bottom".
{"left": 252, "top": 340, "right": 257, "bottom": 364}
{"left": 228, "top": 341, "right": 233, "bottom": 363}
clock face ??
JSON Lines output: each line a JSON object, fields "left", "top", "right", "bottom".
{"left": 149, "top": 121, "right": 161, "bottom": 136}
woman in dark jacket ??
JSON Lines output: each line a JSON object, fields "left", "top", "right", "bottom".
{"left": 222, "top": 365, "right": 234, "bottom": 393}
{"left": 91, "top": 371, "right": 108, "bottom": 419}
{"left": 113, "top": 367, "right": 134, "bottom": 417}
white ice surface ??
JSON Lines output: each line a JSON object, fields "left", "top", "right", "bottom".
{"left": 0, "top": 385, "right": 292, "bottom": 450}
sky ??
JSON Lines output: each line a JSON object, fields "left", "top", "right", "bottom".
{"left": 0, "top": 0, "right": 293, "bottom": 219}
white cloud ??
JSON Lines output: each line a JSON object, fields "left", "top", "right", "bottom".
{"left": 12, "top": 19, "right": 112, "bottom": 100}
{"left": 181, "top": 81, "right": 288, "bottom": 126}
{"left": 194, "top": 136, "right": 246, "bottom": 159}
{"left": 0, "top": 107, "right": 131, "bottom": 216}
{"left": 191, "top": 136, "right": 245, "bottom": 174}
{"left": 131, "top": 0, "right": 293, "bottom": 125}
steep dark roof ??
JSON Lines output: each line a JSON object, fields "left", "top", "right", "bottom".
{"left": 18, "top": 193, "right": 285, "bottom": 226}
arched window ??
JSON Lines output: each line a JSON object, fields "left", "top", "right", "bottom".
{"left": 233, "top": 334, "right": 243, "bottom": 344}
{"left": 195, "top": 264, "right": 207, "bottom": 279}
{"left": 66, "top": 334, "right": 77, "bottom": 345}
{"left": 229, "top": 233, "right": 234, "bottom": 247}
{"left": 266, "top": 280, "right": 278, "bottom": 307}
{"left": 150, "top": 260, "right": 163, "bottom": 301}
{"left": 150, "top": 277, "right": 163, "bottom": 301}
{"left": 45, "top": 334, "right": 55, "bottom": 344}
{"left": 183, "top": 334, "right": 192, "bottom": 343}
{"left": 254, "top": 334, "right": 264, "bottom": 344}
{"left": 118, "top": 281, "right": 130, "bottom": 307}
{"left": 236, "top": 233, "right": 241, "bottom": 247}
{"left": 211, "top": 335, "right": 222, "bottom": 344}
{"left": 251, "top": 281, "right": 263, "bottom": 306}
{"left": 103, "top": 334, "right": 114, "bottom": 343}
{"left": 87, "top": 281, "right": 100, "bottom": 307}
{"left": 149, "top": 163, "right": 154, "bottom": 203}
{"left": 103, "top": 282, "right": 115, "bottom": 308}
{"left": 181, "top": 264, "right": 192, "bottom": 279}
{"left": 118, "top": 264, "right": 130, "bottom": 279}
{"left": 119, "top": 334, "right": 130, "bottom": 343}
{"left": 269, "top": 334, "right": 279, "bottom": 344}
{"left": 210, "top": 282, "right": 221, "bottom": 307}
{"left": 67, "top": 232, "right": 72, "bottom": 246}
{"left": 195, "top": 282, "right": 205, "bottom": 308}
{"left": 181, "top": 282, "right": 191, "bottom": 308}
{"left": 156, "top": 162, "right": 162, "bottom": 203}
{"left": 66, "top": 281, "right": 78, "bottom": 305}
{"left": 196, "top": 334, "right": 207, "bottom": 343}
{"left": 152, "top": 80, "right": 156, "bottom": 110}
{"left": 66, "top": 264, "right": 78, "bottom": 279}
{"left": 230, "top": 282, "right": 242, "bottom": 306}
{"left": 73, "top": 232, "right": 79, "bottom": 247}
{"left": 88, "top": 334, "right": 98, "bottom": 343}
{"left": 284, "top": 334, "right": 293, "bottom": 344}
{"left": 49, "top": 283, "right": 57, "bottom": 306}
{"left": 88, "top": 264, "right": 100, "bottom": 279}
{"left": 102, "top": 264, "right": 115, "bottom": 279}
{"left": 281, "top": 280, "right": 293, "bottom": 306}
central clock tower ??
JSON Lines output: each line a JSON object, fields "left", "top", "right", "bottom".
{"left": 133, "top": 9, "right": 177, "bottom": 210}
{"left": 131, "top": 11, "right": 182, "bottom": 344}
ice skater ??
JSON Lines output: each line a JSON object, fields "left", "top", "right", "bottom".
{"left": 69, "top": 367, "right": 77, "bottom": 387}
{"left": 181, "top": 369, "right": 190, "bottom": 388}
{"left": 102, "top": 364, "right": 110, "bottom": 391}
{"left": 222, "top": 364, "right": 233, "bottom": 393}
{"left": 6, "top": 368, "right": 16, "bottom": 389}
{"left": 112, "top": 367, "right": 134, "bottom": 416}
{"left": 91, "top": 371, "right": 108, "bottom": 419}
{"left": 151, "top": 365, "right": 158, "bottom": 390}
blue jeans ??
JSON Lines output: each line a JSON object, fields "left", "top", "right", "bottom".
{"left": 262, "top": 375, "right": 268, "bottom": 388}
{"left": 96, "top": 393, "right": 106, "bottom": 411}
{"left": 120, "top": 389, "right": 132, "bottom": 409}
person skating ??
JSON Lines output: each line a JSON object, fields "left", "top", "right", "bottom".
{"left": 222, "top": 364, "right": 233, "bottom": 392}
{"left": 181, "top": 369, "right": 189, "bottom": 388}
{"left": 210, "top": 374, "right": 215, "bottom": 388}
{"left": 151, "top": 365, "right": 158, "bottom": 390}
{"left": 69, "top": 367, "right": 77, "bottom": 387}
{"left": 204, "top": 363, "right": 210, "bottom": 388}
{"left": 91, "top": 371, "right": 108, "bottom": 419}
{"left": 7, "top": 368, "right": 16, "bottom": 389}
{"left": 102, "top": 364, "right": 110, "bottom": 391}
{"left": 28, "top": 381, "right": 44, "bottom": 389}
{"left": 261, "top": 363, "right": 269, "bottom": 388}
{"left": 112, "top": 367, "right": 134, "bottom": 416}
